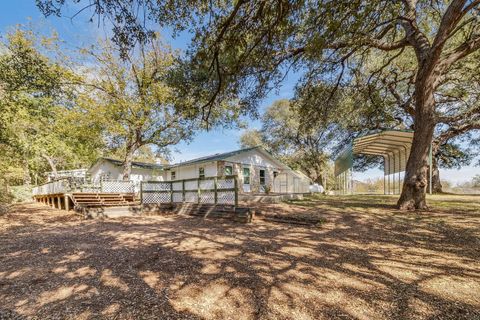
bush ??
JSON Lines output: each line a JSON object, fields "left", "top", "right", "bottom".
{"left": 262, "top": 184, "right": 272, "bottom": 195}
{"left": 0, "top": 187, "right": 13, "bottom": 204}
{"left": 9, "top": 185, "right": 32, "bottom": 203}
{"left": 0, "top": 203, "right": 9, "bottom": 216}
{"left": 0, "top": 186, "right": 13, "bottom": 216}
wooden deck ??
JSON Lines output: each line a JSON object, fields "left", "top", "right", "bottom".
{"left": 33, "top": 192, "right": 138, "bottom": 211}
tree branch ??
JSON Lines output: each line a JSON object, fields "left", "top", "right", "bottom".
{"left": 437, "top": 34, "right": 480, "bottom": 71}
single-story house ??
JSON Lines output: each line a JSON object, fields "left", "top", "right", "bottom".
{"left": 88, "top": 158, "right": 164, "bottom": 184}
{"left": 87, "top": 147, "right": 311, "bottom": 194}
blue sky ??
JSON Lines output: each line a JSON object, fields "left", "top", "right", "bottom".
{"left": 1, "top": 1, "right": 478, "bottom": 184}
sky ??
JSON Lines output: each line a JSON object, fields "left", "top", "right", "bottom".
{"left": 1, "top": 0, "right": 478, "bottom": 185}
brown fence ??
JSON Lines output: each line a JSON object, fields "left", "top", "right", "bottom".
{"left": 140, "top": 175, "right": 238, "bottom": 206}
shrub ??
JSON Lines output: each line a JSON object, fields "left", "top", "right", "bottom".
{"left": 263, "top": 184, "right": 272, "bottom": 195}
{"left": 10, "top": 185, "right": 32, "bottom": 203}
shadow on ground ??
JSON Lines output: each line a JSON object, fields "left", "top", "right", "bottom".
{"left": 0, "top": 196, "right": 479, "bottom": 320}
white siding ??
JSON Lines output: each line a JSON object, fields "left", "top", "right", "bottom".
{"left": 224, "top": 149, "right": 285, "bottom": 193}
{"left": 168, "top": 161, "right": 217, "bottom": 180}
{"left": 130, "top": 167, "right": 164, "bottom": 183}
{"left": 224, "top": 150, "right": 281, "bottom": 169}
{"left": 88, "top": 160, "right": 164, "bottom": 183}
{"left": 274, "top": 170, "right": 310, "bottom": 193}
{"left": 89, "top": 161, "right": 123, "bottom": 182}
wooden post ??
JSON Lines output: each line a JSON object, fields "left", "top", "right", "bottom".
{"left": 65, "top": 195, "right": 70, "bottom": 211}
{"left": 214, "top": 177, "right": 218, "bottom": 205}
{"left": 140, "top": 182, "right": 143, "bottom": 204}
{"left": 197, "top": 178, "right": 201, "bottom": 204}
{"left": 234, "top": 176, "right": 238, "bottom": 207}
{"left": 57, "top": 196, "right": 61, "bottom": 209}
{"left": 170, "top": 181, "right": 173, "bottom": 203}
{"left": 182, "top": 180, "right": 185, "bottom": 202}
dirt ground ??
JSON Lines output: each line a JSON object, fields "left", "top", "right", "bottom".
{"left": 0, "top": 195, "right": 479, "bottom": 320}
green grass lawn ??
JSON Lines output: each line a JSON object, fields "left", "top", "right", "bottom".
{"left": 286, "top": 193, "right": 480, "bottom": 213}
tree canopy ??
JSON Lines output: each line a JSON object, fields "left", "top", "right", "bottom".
{"left": 0, "top": 27, "right": 104, "bottom": 185}
{"left": 77, "top": 39, "right": 198, "bottom": 180}
{"left": 38, "top": 0, "right": 480, "bottom": 209}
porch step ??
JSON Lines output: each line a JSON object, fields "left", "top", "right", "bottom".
{"left": 71, "top": 193, "right": 137, "bottom": 209}
{"left": 142, "top": 203, "right": 251, "bottom": 223}
{"left": 81, "top": 205, "right": 143, "bottom": 218}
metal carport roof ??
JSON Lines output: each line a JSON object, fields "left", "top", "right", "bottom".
{"left": 353, "top": 130, "right": 413, "bottom": 175}
{"left": 334, "top": 129, "right": 415, "bottom": 195}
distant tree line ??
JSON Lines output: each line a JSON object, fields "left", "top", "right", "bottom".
{"left": 6, "top": 0, "right": 480, "bottom": 210}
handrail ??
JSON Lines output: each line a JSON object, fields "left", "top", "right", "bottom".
{"left": 141, "top": 175, "right": 238, "bottom": 206}
{"left": 32, "top": 178, "right": 136, "bottom": 196}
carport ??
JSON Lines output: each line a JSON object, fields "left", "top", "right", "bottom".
{"left": 334, "top": 130, "right": 432, "bottom": 195}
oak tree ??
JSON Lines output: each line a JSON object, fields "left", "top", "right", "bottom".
{"left": 38, "top": 0, "right": 480, "bottom": 209}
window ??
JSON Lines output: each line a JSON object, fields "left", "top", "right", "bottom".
{"left": 171, "top": 171, "right": 176, "bottom": 180}
{"left": 199, "top": 167, "right": 205, "bottom": 179}
{"left": 243, "top": 167, "right": 250, "bottom": 185}
{"left": 224, "top": 165, "right": 233, "bottom": 176}
{"left": 273, "top": 171, "right": 278, "bottom": 178}
{"left": 259, "top": 169, "right": 266, "bottom": 185}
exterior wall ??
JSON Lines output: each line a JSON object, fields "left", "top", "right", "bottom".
{"left": 88, "top": 160, "right": 164, "bottom": 183}
{"left": 130, "top": 167, "right": 164, "bottom": 183}
{"left": 89, "top": 161, "right": 123, "bottom": 182}
{"left": 219, "top": 150, "right": 310, "bottom": 194}
{"left": 223, "top": 150, "right": 286, "bottom": 194}
{"left": 274, "top": 170, "right": 310, "bottom": 193}
{"left": 224, "top": 149, "right": 280, "bottom": 168}
{"left": 167, "top": 161, "right": 217, "bottom": 180}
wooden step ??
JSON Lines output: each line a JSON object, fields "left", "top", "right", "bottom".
{"left": 72, "top": 194, "right": 122, "bottom": 197}
{"left": 76, "top": 203, "right": 134, "bottom": 208}
{"left": 71, "top": 192, "right": 137, "bottom": 209}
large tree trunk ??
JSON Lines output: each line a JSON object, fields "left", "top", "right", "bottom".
{"left": 122, "top": 142, "right": 139, "bottom": 181}
{"left": 431, "top": 160, "right": 443, "bottom": 193}
{"left": 42, "top": 153, "right": 58, "bottom": 180}
{"left": 23, "top": 159, "right": 31, "bottom": 186}
{"left": 397, "top": 82, "right": 436, "bottom": 210}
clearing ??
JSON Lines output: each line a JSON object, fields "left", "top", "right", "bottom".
{"left": 0, "top": 195, "right": 479, "bottom": 319}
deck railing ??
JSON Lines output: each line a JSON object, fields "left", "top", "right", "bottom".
{"left": 141, "top": 175, "right": 238, "bottom": 206}
{"left": 32, "top": 179, "right": 71, "bottom": 196}
{"left": 32, "top": 178, "right": 136, "bottom": 196}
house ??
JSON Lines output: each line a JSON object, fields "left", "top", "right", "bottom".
{"left": 87, "top": 147, "right": 311, "bottom": 194}
{"left": 163, "top": 146, "right": 310, "bottom": 194}
{"left": 88, "top": 158, "right": 164, "bottom": 184}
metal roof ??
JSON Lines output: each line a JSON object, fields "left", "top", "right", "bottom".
{"left": 101, "top": 157, "right": 164, "bottom": 170}
{"left": 334, "top": 130, "right": 414, "bottom": 176}
{"left": 165, "top": 146, "right": 269, "bottom": 169}
{"left": 353, "top": 130, "right": 413, "bottom": 156}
